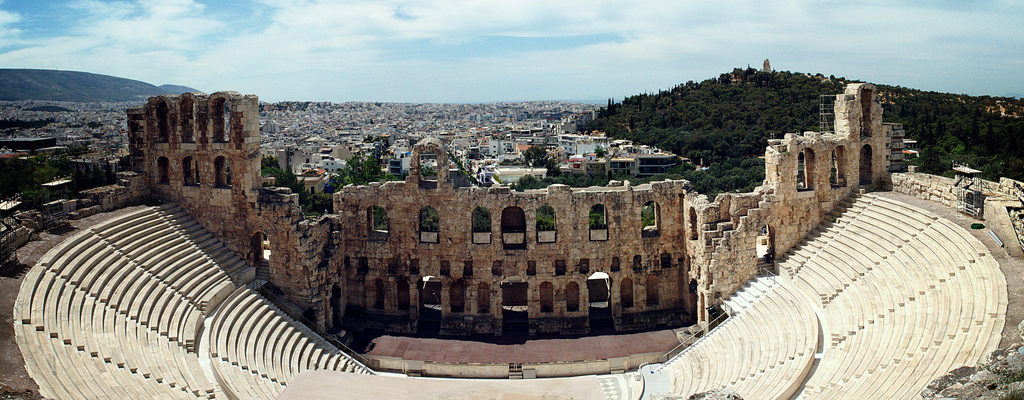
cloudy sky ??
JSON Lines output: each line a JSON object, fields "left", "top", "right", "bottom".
{"left": 0, "top": 0, "right": 1021, "bottom": 102}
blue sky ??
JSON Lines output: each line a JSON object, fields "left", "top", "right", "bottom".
{"left": 0, "top": 0, "right": 1022, "bottom": 102}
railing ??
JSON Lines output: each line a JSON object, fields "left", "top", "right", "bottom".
{"left": 256, "top": 285, "right": 376, "bottom": 372}
{"left": 652, "top": 309, "right": 729, "bottom": 370}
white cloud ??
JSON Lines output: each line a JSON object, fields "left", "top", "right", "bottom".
{"left": 0, "top": 0, "right": 1022, "bottom": 100}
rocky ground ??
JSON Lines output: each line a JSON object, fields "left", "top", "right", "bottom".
{"left": 920, "top": 323, "right": 1024, "bottom": 400}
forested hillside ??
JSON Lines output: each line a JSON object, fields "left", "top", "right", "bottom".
{"left": 589, "top": 68, "right": 1024, "bottom": 193}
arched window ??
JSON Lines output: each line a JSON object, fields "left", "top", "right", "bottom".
{"left": 419, "top": 206, "right": 439, "bottom": 243}
{"left": 501, "top": 206, "right": 526, "bottom": 249}
{"left": 214, "top": 156, "right": 231, "bottom": 187}
{"left": 211, "top": 97, "right": 227, "bottom": 143}
{"left": 397, "top": 280, "right": 410, "bottom": 311}
{"left": 472, "top": 206, "right": 490, "bottom": 232}
{"left": 450, "top": 280, "right": 466, "bottom": 313}
{"left": 566, "top": 282, "right": 580, "bottom": 312}
{"left": 860, "top": 89, "right": 873, "bottom": 137}
{"left": 372, "top": 279, "right": 385, "bottom": 310}
{"left": 641, "top": 201, "right": 660, "bottom": 237}
{"left": 803, "top": 148, "right": 815, "bottom": 190}
{"left": 832, "top": 145, "right": 847, "bottom": 187}
{"left": 155, "top": 101, "right": 169, "bottom": 143}
{"left": 688, "top": 207, "right": 698, "bottom": 240}
{"left": 610, "top": 256, "right": 621, "bottom": 272}
{"left": 859, "top": 144, "right": 873, "bottom": 186}
{"left": 182, "top": 156, "right": 199, "bottom": 186}
{"left": 620, "top": 277, "right": 633, "bottom": 309}
{"left": 646, "top": 276, "right": 660, "bottom": 306}
{"left": 368, "top": 205, "right": 389, "bottom": 240}
{"left": 536, "top": 205, "right": 556, "bottom": 243}
{"left": 179, "top": 96, "right": 194, "bottom": 143}
{"left": 589, "top": 204, "right": 607, "bottom": 241}
{"left": 472, "top": 206, "right": 491, "bottom": 244}
{"left": 157, "top": 156, "right": 169, "bottom": 184}
{"left": 540, "top": 282, "right": 554, "bottom": 313}
{"left": 477, "top": 282, "right": 490, "bottom": 313}
{"left": 797, "top": 149, "right": 814, "bottom": 190}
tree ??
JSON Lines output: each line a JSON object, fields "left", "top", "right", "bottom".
{"left": 523, "top": 145, "right": 550, "bottom": 168}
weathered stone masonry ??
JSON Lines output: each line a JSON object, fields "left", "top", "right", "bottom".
{"left": 124, "top": 83, "right": 896, "bottom": 336}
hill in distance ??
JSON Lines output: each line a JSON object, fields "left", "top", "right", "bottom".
{"left": 588, "top": 67, "right": 1024, "bottom": 194}
{"left": 0, "top": 69, "right": 199, "bottom": 102}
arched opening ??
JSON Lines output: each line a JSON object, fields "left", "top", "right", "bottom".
{"left": 155, "top": 101, "right": 169, "bottom": 143}
{"left": 540, "top": 282, "right": 554, "bottom": 313}
{"left": 477, "top": 282, "right": 490, "bottom": 314}
{"left": 587, "top": 272, "right": 612, "bottom": 330}
{"left": 419, "top": 276, "right": 442, "bottom": 333}
{"left": 419, "top": 206, "right": 439, "bottom": 243}
{"left": 860, "top": 89, "right": 873, "bottom": 137}
{"left": 641, "top": 201, "right": 660, "bottom": 237}
{"left": 830, "top": 147, "right": 847, "bottom": 188}
{"left": 536, "top": 205, "right": 556, "bottom": 243}
{"left": 501, "top": 206, "right": 526, "bottom": 249}
{"left": 757, "top": 224, "right": 775, "bottom": 272}
{"left": 500, "top": 280, "right": 528, "bottom": 334}
{"left": 180, "top": 97, "right": 194, "bottom": 143}
{"left": 250, "top": 232, "right": 269, "bottom": 281}
{"left": 633, "top": 255, "right": 642, "bottom": 271}
{"left": 610, "top": 256, "right": 621, "bottom": 272}
{"left": 397, "top": 280, "right": 410, "bottom": 311}
{"left": 660, "top": 253, "right": 672, "bottom": 269}
{"left": 367, "top": 205, "right": 389, "bottom": 240}
{"left": 450, "top": 280, "right": 466, "bottom": 313}
{"left": 471, "top": 206, "right": 491, "bottom": 244}
{"left": 688, "top": 207, "right": 698, "bottom": 240}
{"left": 181, "top": 156, "right": 199, "bottom": 186}
{"left": 211, "top": 97, "right": 228, "bottom": 143}
{"left": 214, "top": 156, "right": 231, "bottom": 187}
{"left": 589, "top": 204, "right": 608, "bottom": 241}
{"left": 646, "top": 276, "right": 660, "bottom": 306}
{"left": 566, "top": 282, "right": 580, "bottom": 312}
{"left": 859, "top": 144, "right": 873, "bottom": 186}
{"left": 330, "top": 285, "right": 343, "bottom": 331}
{"left": 372, "top": 279, "right": 385, "bottom": 310}
{"left": 620, "top": 277, "right": 634, "bottom": 309}
{"left": 157, "top": 156, "right": 169, "bottom": 184}
{"left": 797, "top": 148, "right": 814, "bottom": 190}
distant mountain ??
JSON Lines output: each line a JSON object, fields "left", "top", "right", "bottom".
{"left": 0, "top": 69, "right": 199, "bottom": 102}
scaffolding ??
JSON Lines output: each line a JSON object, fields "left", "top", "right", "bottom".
{"left": 819, "top": 95, "right": 836, "bottom": 134}
{"left": 953, "top": 164, "right": 984, "bottom": 219}
{"left": 886, "top": 123, "right": 907, "bottom": 172}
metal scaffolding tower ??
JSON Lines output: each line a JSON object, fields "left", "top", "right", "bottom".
{"left": 953, "top": 164, "right": 985, "bottom": 219}
{"left": 819, "top": 95, "right": 836, "bottom": 134}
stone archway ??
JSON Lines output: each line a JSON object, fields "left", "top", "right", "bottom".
{"left": 860, "top": 144, "right": 873, "bottom": 186}
{"left": 500, "top": 279, "right": 529, "bottom": 335}
{"left": 587, "top": 272, "right": 613, "bottom": 332}
{"left": 408, "top": 138, "right": 450, "bottom": 187}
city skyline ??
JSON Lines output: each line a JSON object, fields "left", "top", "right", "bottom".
{"left": 0, "top": 0, "right": 1022, "bottom": 103}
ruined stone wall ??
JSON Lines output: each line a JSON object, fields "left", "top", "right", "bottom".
{"left": 891, "top": 172, "right": 958, "bottom": 207}
{"left": 128, "top": 93, "right": 331, "bottom": 329}
{"left": 684, "top": 83, "right": 891, "bottom": 322}
{"left": 120, "top": 82, "right": 898, "bottom": 336}
{"left": 332, "top": 140, "right": 696, "bottom": 335}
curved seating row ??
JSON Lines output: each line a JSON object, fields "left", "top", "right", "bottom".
{"left": 206, "top": 287, "right": 373, "bottom": 400}
{"left": 654, "top": 193, "right": 1005, "bottom": 400}
{"left": 781, "top": 194, "right": 1005, "bottom": 400}
{"left": 14, "top": 204, "right": 260, "bottom": 399}
{"left": 659, "top": 279, "right": 818, "bottom": 399}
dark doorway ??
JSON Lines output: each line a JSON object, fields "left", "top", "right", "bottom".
{"left": 587, "top": 272, "right": 613, "bottom": 332}
{"left": 501, "top": 281, "right": 529, "bottom": 335}
{"left": 860, "top": 144, "right": 873, "bottom": 186}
